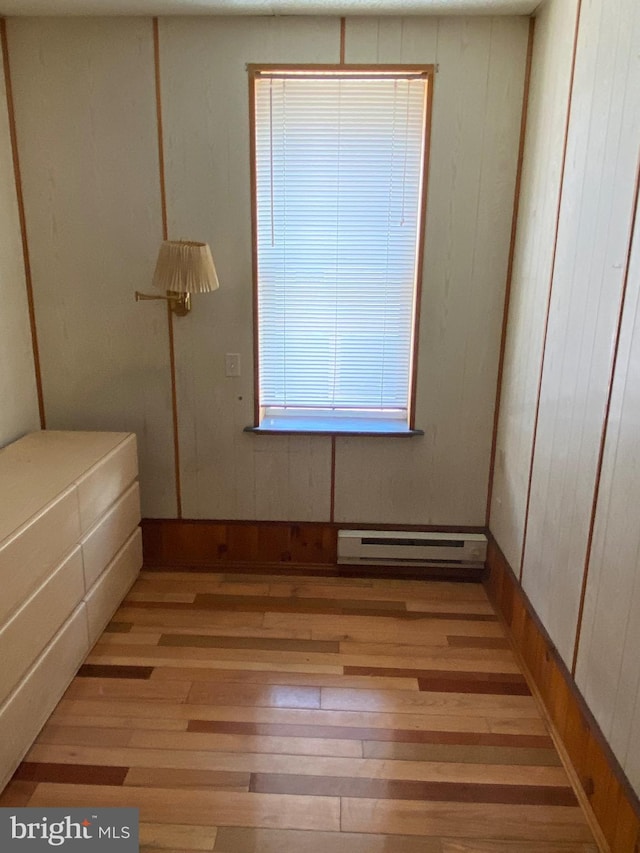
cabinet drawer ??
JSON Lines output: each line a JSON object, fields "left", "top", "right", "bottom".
{"left": 82, "top": 481, "right": 141, "bottom": 592}
{"left": 0, "top": 487, "right": 80, "bottom": 625}
{"left": 0, "top": 604, "right": 89, "bottom": 791}
{"left": 0, "top": 546, "right": 85, "bottom": 706}
{"left": 85, "top": 527, "right": 142, "bottom": 646}
{"left": 77, "top": 434, "right": 138, "bottom": 533}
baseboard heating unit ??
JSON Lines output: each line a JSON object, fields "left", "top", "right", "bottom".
{"left": 337, "top": 530, "right": 488, "bottom": 568}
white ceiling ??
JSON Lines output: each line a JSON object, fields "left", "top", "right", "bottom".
{"left": 0, "top": 0, "right": 538, "bottom": 16}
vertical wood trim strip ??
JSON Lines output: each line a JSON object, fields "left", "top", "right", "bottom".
{"left": 330, "top": 436, "right": 336, "bottom": 523}
{"left": 166, "top": 304, "right": 182, "bottom": 519}
{"left": 153, "top": 18, "right": 168, "bottom": 243}
{"left": 409, "top": 66, "right": 435, "bottom": 431}
{"left": 339, "top": 18, "right": 346, "bottom": 65}
{"left": 153, "top": 17, "right": 182, "bottom": 518}
{"left": 1, "top": 19, "right": 46, "bottom": 429}
{"left": 518, "top": 0, "right": 583, "bottom": 583}
{"left": 571, "top": 152, "right": 640, "bottom": 676}
{"left": 248, "top": 68, "right": 261, "bottom": 428}
{"left": 485, "top": 17, "right": 535, "bottom": 526}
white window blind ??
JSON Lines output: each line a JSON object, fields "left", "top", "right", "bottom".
{"left": 253, "top": 70, "right": 428, "bottom": 427}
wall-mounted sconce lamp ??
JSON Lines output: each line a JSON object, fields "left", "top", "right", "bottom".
{"left": 135, "top": 240, "right": 219, "bottom": 316}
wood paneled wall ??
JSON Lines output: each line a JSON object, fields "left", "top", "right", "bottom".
{"left": 574, "top": 172, "right": 640, "bottom": 795}
{"left": 490, "top": 0, "right": 640, "bottom": 803}
{"left": 6, "top": 18, "right": 177, "bottom": 518}
{"left": 489, "top": 0, "right": 578, "bottom": 569}
{"left": 0, "top": 22, "right": 39, "bottom": 448}
{"left": 335, "top": 17, "right": 528, "bottom": 526}
{"left": 485, "top": 538, "right": 640, "bottom": 852}
{"left": 6, "top": 14, "right": 529, "bottom": 526}
{"left": 520, "top": 0, "right": 640, "bottom": 665}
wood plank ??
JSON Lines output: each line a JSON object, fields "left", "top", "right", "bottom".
{"left": 264, "top": 612, "right": 499, "bottom": 638}
{"left": 139, "top": 822, "right": 218, "bottom": 852}
{"left": 127, "top": 592, "right": 197, "bottom": 603}
{"left": 339, "top": 641, "right": 512, "bottom": 657}
{"left": 46, "top": 698, "right": 531, "bottom": 735}
{"left": 441, "top": 841, "right": 598, "bottom": 853}
{"left": 47, "top": 713, "right": 188, "bottom": 732}
{"left": 141, "top": 847, "right": 214, "bottom": 853}
{"left": 265, "top": 579, "right": 488, "bottom": 602}
{"left": 159, "top": 634, "right": 339, "bottom": 653}
{"left": 446, "top": 636, "right": 510, "bottom": 649}
{"left": 248, "top": 773, "right": 577, "bottom": 805}
{"left": 344, "top": 667, "right": 523, "bottom": 683}
{"left": 35, "top": 726, "right": 133, "bottom": 748}
{"left": 77, "top": 664, "right": 154, "bottom": 679}
{"left": 150, "top": 666, "right": 419, "bottom": 692}
{"left": 186, "top": 719, "right": 556, "bottom": 753}
{"left": 128, "top": 730, "right": 363, "bottom": 758}
{"left": 21, "top": 744, "right": 569, "bottom": 785}
{"left": 186, "top": 682, "right": 321, "bottom": 710}
{"left": 213, "top": 826, "right": 443, "bottom": 852}
{"left": 126, "top": 768, "right": 250, "bottom": 791}
{"left": 417, "top": 676, "right": 529, "bottom": 696}
{"left": 88, "top": 655, "right": 344, "bottom": 675}
{"left": 341, "top": 798, "right": 595, "bottom": 842}
{"left": 15, "top": 762, "right": 128, "bottom": 786}
{"left": 116, "top": 608, "right": 266, "bottom": 629}
{"left": 87, "top": 642, "right": 522, "bottom": 674}
{"left": 96, "top": 633, "right": 163, "bottom": 647}
{"left": 62, "top": 678, "right": 192, "bottom": 703}
{"left": 362, "top": 741, "right": 562, "bottom": 767}
{"left": 319, "top": 687, "right": 540, "bottom": 717}
{"left": 28, "top": 783, "right": 341, "bottom": 830}
{"left": 0, "top": 780, "right": 38, "bottom": 807}
{"left": 131, "top": 624, "right": 314, "bottom": 640}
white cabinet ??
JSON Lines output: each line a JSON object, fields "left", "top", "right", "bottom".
{"left": 0, "top": 431, "right": 142, "bottom": 791}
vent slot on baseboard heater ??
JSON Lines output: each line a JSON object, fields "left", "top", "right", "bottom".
{"left": 337, "top": 530, "right": 487, "bottom": 567}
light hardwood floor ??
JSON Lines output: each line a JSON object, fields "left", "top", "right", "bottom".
{"left": 1, "top": 568, "right": 600, "bottom": 852}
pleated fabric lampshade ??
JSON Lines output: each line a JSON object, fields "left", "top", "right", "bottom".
{"left": 152, "top": 240, "right": 220, "bottom": 294}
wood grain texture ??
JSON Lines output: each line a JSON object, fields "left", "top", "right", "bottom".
{"left": 486, "top": 535, "right": 640, "bottom": 852}
{"left": 489, "top": 0, "right": 579, "bottom": 571}
{"left": 0, "top": 19, "right": 42, "bottom": 442}
{"left": 140, "top": 822, "right": 217, "bottom": 852}
{"left": 6, "top": 18, "right": 175, "bottom": 517}
{"left": 341, "top": 797, "right": 594, "bottom": 842}
{"left": 574, "top": 153, "right": 640, "bottom": 793}
{"left": 213, "top": 826, "right": 441, "bottom": 853}
{"left": 159, "top": 16, "right": 338, "bottom": 522}
{"left": 141, "top": 520, "right": 338, "bottom": 568}
{"left": 335, "top": 17, "right": 529, "bottom": 527}
{"left": 28, "top": 783, "right": 341, "bottom": 831}
{"left": 2, "top": 565, "right": 598, "bottom": 850}
{"left": 519, "top": 0, "right": 640, "bottom": 667}
{"left": 249, "top": 772, "right": 578, "bottom": 806}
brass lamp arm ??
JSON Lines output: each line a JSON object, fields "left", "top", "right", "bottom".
{"left": 135, "top": 291, "right": 168, "bottom": 302}
{"left": 134, "top": 290, "right": 191, "bottom": 316}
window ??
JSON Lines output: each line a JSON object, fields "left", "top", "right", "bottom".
{"left": 249, "top": 65, "right": 432, "bottom": 435}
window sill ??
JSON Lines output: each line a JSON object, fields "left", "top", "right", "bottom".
{"left": 244, "top": 416, "right": 424, "bottom": 437}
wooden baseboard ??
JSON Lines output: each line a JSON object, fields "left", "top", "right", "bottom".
{"left": 141, "top": 519, "right": 337, "bottom": 567}
{"left": 140, "top": 519, "right": 485, "bottom": 582}
{"left": 485, "top": 534, "right": 640, "bottom": 853}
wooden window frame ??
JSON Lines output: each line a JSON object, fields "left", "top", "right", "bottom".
{"left": 247, "top": 64, "right": 434, "bottom": 437}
